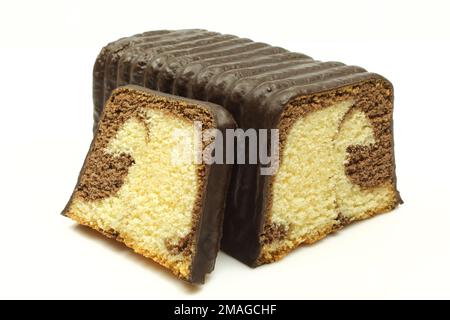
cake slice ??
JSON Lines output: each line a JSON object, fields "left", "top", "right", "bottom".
{"left": 63, "top": 86, "right": 235, "bottom": 283}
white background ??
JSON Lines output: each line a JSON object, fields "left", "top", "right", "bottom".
{"left": 1, "top": 0, "right": 449, "bottom": 299}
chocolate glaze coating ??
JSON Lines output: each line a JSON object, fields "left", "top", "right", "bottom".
{"left": 92, "top": 30, "right": 400, "bottom": 267}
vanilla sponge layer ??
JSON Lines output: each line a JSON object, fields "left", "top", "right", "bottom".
{"left": 260, "top": 100, "right": 397, "bottom": 262}
{"left": 68, "top": 109, "right": 199, "bottom": 279}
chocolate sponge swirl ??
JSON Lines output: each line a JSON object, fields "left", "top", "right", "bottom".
{"left": 92, "top": 29, "right": 401, "bottom": 267}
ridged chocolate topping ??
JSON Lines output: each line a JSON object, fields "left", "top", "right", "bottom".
{"left": 93, "top": 29, "right": 387, "bottom": 129}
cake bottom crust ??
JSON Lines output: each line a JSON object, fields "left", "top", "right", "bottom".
{"left": 256, "top": 195, "right": 398, "bottom": 266}
{"left": 67, "top": 213, "right": 192, "bottom": 280}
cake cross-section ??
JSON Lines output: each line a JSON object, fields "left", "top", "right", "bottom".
{"left": 91, "top": 29, "right": 402, "bottom": 267}
{"left": 63, "top": 86, "right": 235, "bottom": 283}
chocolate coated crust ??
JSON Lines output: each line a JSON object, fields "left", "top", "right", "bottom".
{"left": 92, "top": 30, "right": 401, "bottom": 266}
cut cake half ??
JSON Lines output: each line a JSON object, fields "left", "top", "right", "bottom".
{"left": 90, "top": 29, "right": 401, "bottom": 267}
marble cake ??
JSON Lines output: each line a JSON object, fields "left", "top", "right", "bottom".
{"left": 63, "top": 86, "right": 235, "bottom": 283}
{"left": 91, "top": 29, "right": 401, "bottom": 267}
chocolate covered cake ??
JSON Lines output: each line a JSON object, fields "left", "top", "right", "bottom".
{"left": 90, "top": 29, "right": 401, "bottom": 267}
{"left": 63, "top": 86, "right": 234, "bottom": 283}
